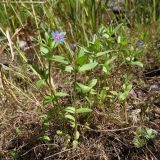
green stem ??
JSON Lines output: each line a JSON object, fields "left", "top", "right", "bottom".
{"left": 48, "top": 61, "right": 52, "bottom": 88}
{"left": 48, "top": 61, "right": 58, "bottom": 107}
{"left": 73, "top": 68, "right": 78, "bottom": 141}
{"left": 153, "top": 0, "right": 156, "bottom": 22}
{"left": 48, "top": 61, "right": 56, "bottom": 93}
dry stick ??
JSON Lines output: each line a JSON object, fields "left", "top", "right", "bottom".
{"left": 20, "top": 144, "right": 59, "bottom": 157}
{"left": 4, "top": 76, "right": 35, "bottom": 103}
{"left": 1, "top": 1, "right": 45, "bottom": 3}
{"left": 44, "top": 148, "right": 74, "bottom": 160}
{"left": 0, "top": 25, "right": 26, "bottom": 56}
{"left": 112, "top": 142, "right": 121, "bottom": 160}
{"left": 17, "top": 0, "right": 43, "bottom": 67}
{"left": 145, "top": 68, "right": 160, "bottom": 75}
{"left": 6, "top": 30, "right": 14, "bottom": 61}
{"left": 80, "top": 125, "right": 138, "bottom": 132}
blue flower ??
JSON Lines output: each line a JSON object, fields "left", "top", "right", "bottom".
{"left": 136, "top": 39, "right": 144, "bottom": 47}
{"left": 51, "top": 31, "right": 65, "bottom": 42}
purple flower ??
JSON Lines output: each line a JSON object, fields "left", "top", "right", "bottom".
{"left": 136, "top": 39, "right": 144, "bottom": 47}
{"left": 51, "top": 31, "right": 65, "bottom": 42}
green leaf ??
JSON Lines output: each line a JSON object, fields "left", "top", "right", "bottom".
{"left": 39, "top": 135, "right": 50, "bottom": 142}
{"left": 118, "top": 92, "right": 126, "bottom": 101}
{"left": 43, "top": 122, "right": 49, "bottom": 128}
{"left": 65, "top": 114, "right": 75, "bottom": 122}
{"left": 35, "top": 79, "right": 45, "bottom": 88}
{"left": 55, "top": 92, "right": 69, "bottom": 97}
{"left": 10, "top": 148, "right": 17, "bottom": 158}
{"left": 76, "top": 51, "right": 88, "bottom": 65}
{"left": 113, "top": 23, "right": 123, "bottom": 34}
{"left": 89, "top": 79, "right": 97, "bottom": 88}
{"left": 70, "top": 121, "right": 76, "bottom": 128}
{"left": 117, "top": 36, "right": 127, "bottom": 45}
{"left": 51, "top": 41, "right": 56, "bottom": 49}
{"left": 44, "top": 31, "right": 50, "bottom": 40}
{"left": 92, "top": 36, "right": 101, "bottom": 51}
{"left": 65, "top": 65, "right": 73, "bottom": 72}
{"left": 50, "top": 55, "right": 69, "bottom": 64}
{"left": 53, "top": 55, "right": 65, "bottom": 60}
{"left": 133, "top": 137, "right": 145, "bottom": 148}
{"left": 43, "top": 95, "right": 54, "bottom": 105}
{"left": 102, "top": 66, "right": 109, "bottom": 74}
{"left": 126, "top": 84, "right": 133, "bottom": 91}
{"left": 64, "top": 107, "right": 76, "bottom": 114}
{"left": 72, "top": 140, "right": 78, "bottom": 148}
{"left": 40, "top": 46, "right": 49, "bottom": 54}
{"left": 78, "top": 62, "right": 98, "bottom": 72}
{"left": 56, "top": 130, "right": 63, "bottom": 136}
{"left": 76, "top": 107, "right": 92, "bottom": 114}
{"left": 16, "top": 127, "right": 21, "bottom": 136}
{"left": 76, "top": 83, "right": 90, "bottom": 94}
{"left": 110, "top": 91, "right": 118, "bottom": 96}
{"left": 75, "top": 131, "right": 80, "bottom": 140}
{"left": 96, "top": 50, "right": 114, "bottom": 57}
{"left": 131, "top": 61, "right": 143, "bottom": 67}
{"left": 103, "top": 33, "right": 110, "bottom": 39}
{"left": 145, "top": 128, "right": 155, "bottom": 140}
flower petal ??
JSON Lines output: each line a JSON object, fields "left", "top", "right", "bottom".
{"left": 51, "top": 31, "right": 65, "bottom": 43}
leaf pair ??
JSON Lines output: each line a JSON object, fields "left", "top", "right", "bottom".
{"left": 64, "top": 106, "right": 92, "bottom": 128}
{"left": 76, "top": 79, "right": 97, "bottom": 94}
{"left": 44, "top": 92, "right": 69, "bottom": 105}
{"left": 65, "top": 106, "right": 92, "bottom": 114}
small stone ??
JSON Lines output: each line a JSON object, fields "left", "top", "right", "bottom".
{"left": 19, "top": 40, "right": 27, "bottom": 49}
{"left": 107, "top": 0, "right": 125, "bottom": 12}
{"left": 149, "top": 81, "right": 160, "bottom": 92}
{"left": 129, "top": 109, "right": 141, "bottom": 124}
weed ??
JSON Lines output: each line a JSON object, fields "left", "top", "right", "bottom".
{"left": 133, "top": 127, "right": 156, "bottom": 148}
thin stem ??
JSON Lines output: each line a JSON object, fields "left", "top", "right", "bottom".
{"left": 73, "top": 68, "right": 78, "bottom": 140}
{"left": 48, "top": 61, "right": 56, "bottom": 93}
{"left": 48, "top": 61, "right": 52, "bottom": 89}
{"left": 123, "top": 100, "right": 128, "bottom": 122}
{"left": 153, "top": 0, "right": 156, "bottom": 22}
{"left": 47, "top": 61, "right": 58, "bottom": 107}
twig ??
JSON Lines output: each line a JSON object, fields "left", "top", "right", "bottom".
{"left": 112, "top": 142, "right": 120, "bottom": 160}
{"left": 1, "top": 1, "right": 45, "bottom": 4}
{"left": 0, "top": 25, "right": 26, "bottom": 56}
{"left": 20, "top": 144, "right": 58, "bottom": 157}
{"left": 44, "top": 148, "right": 74, "bottom": 160}
{"left": 81, "top": 125, "right": 138, "bottom": 132}
{"left": 144, "top": 68, "right": 160, "bottom": 75}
